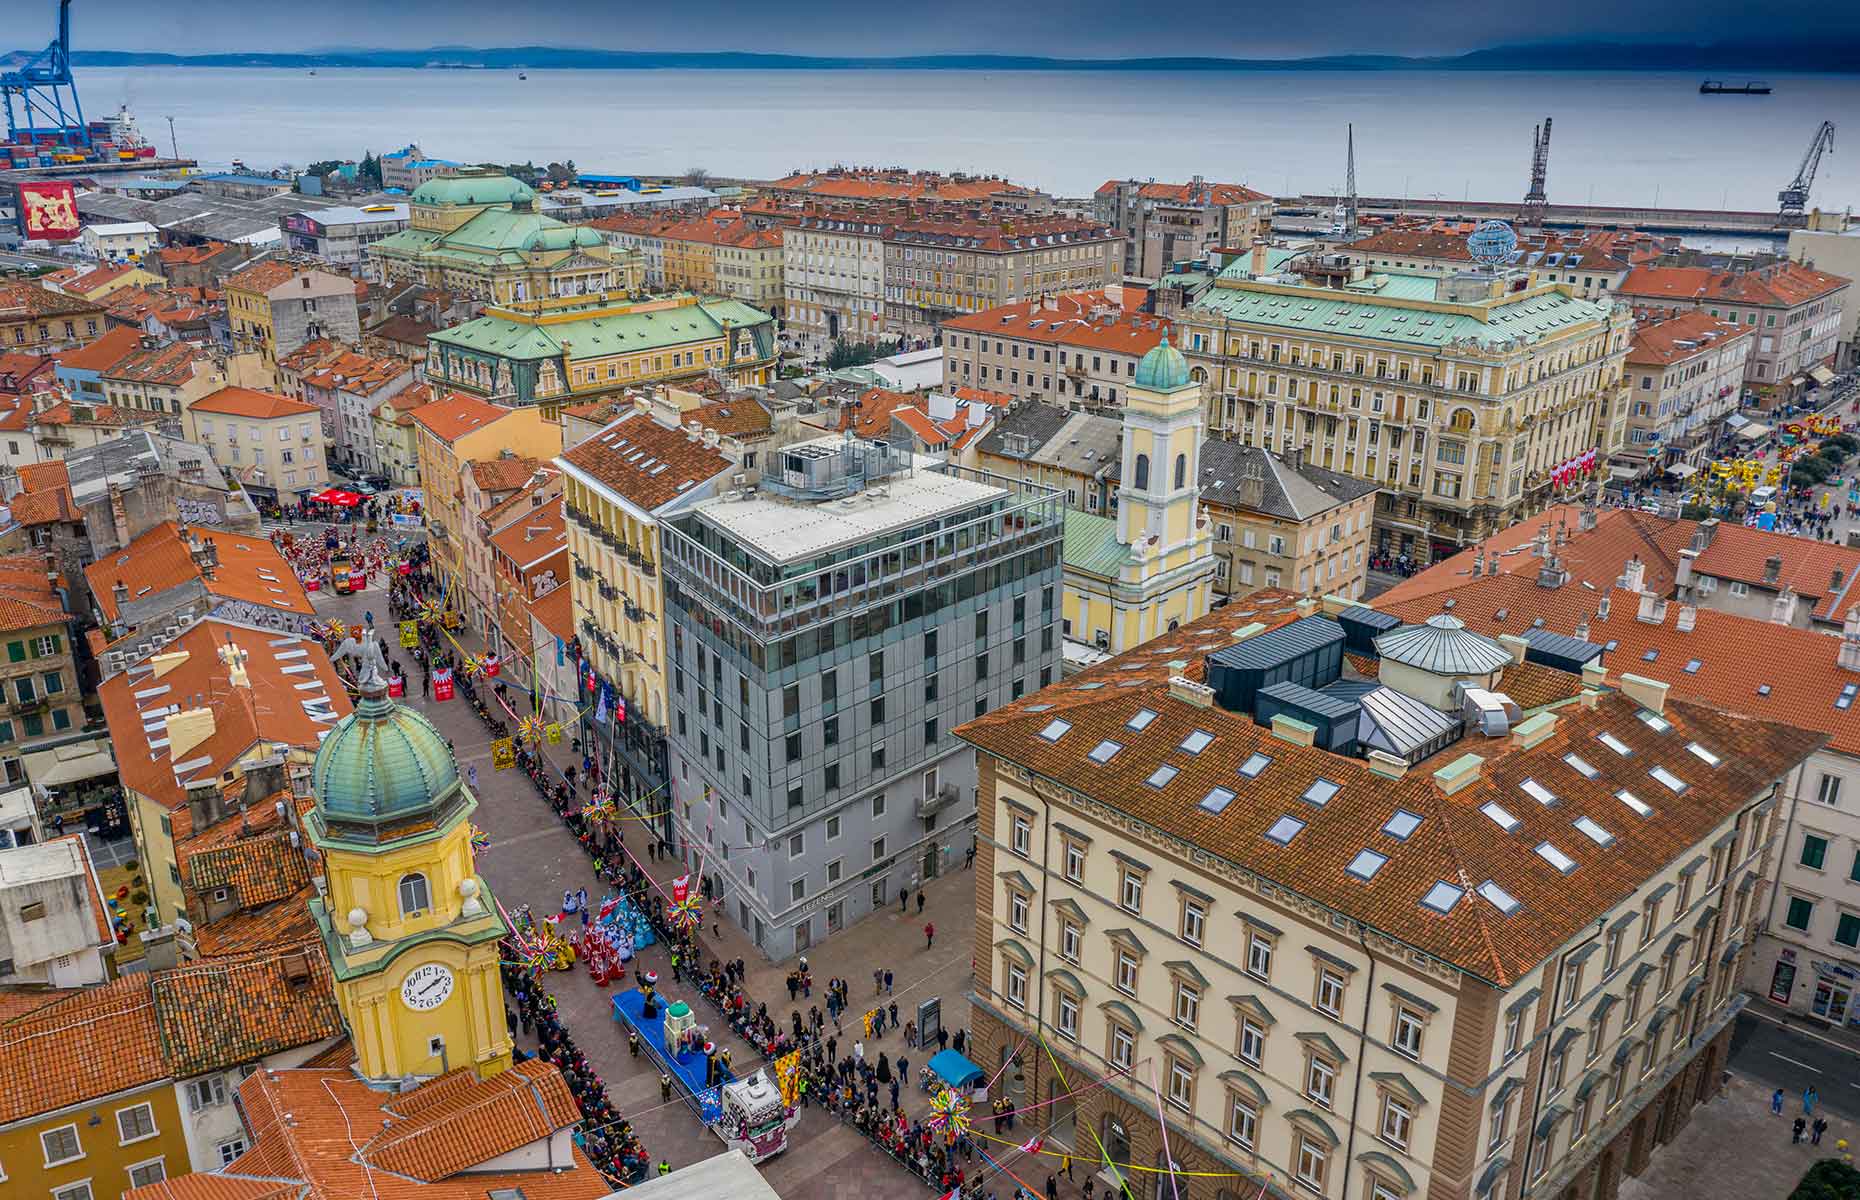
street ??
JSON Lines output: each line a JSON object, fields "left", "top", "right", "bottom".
{"left": 1731, "top": 1005, "right": 1860, "bottom": 1122}
{"left": 306, "top": 566, "right": 1002, "bottom": 1197}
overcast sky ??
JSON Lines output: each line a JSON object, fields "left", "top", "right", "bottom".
{"left": 46, "top": 0, "right": 1860, "bottom": 57}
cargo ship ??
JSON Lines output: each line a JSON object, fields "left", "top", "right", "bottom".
{"left": 3, "top": 103, "right": 158, "bottom": 169}
{"left": 1699, "top": 80, "right": 1772, "bottom": 94}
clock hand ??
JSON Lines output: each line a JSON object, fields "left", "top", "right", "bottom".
{"left": 418, "top": 977, "right": 445, "bottom": 996}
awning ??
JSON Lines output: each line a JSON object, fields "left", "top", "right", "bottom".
{"left": 310, "top": 487, "right": 363, "bottom": 507}
{"left": 928, "top": 1049, "right": 985, "bottom": 1088}
{"left": 1726, "top": 413, "right": 1750, "bottom": 429}
{"left": 1736, "top": 422, "right": 1771, "bottom": 440}
{"left": 23, "top": 738, "right": 118, "bottom": 788}
{"left": 1665, "top": 463, "right": 1698, "bottom": 479}
{"left": 1812, "top": 365, "right": 1837, "bottom": 386}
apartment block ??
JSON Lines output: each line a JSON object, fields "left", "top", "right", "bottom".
{"left": 1094, "top": 178, "right": 1273, "bottom": 280}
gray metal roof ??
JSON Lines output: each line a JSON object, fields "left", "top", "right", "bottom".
{"left": 77, "top": 184, "right": 404, "bottom": 244}
{"left": 67, "top": 430, "right": 228, "bottom": 508}
{"left": 1357, "top": 685, "right": 1463, "bottom": 758}
{"left": 1207, "top": 614, "right": 1345, "bottom": 672}
{"left": 1375, "top": 613, "right": 1515, "bottom": 675}
{"left": 1031, "top": 410, "right": 1122, "bottom": 476}
{"left": 1259, "top": 680, "right": 1359, "bottom": 720}
{"left": 975, "top": 400, "right": 1075, "bottom": 463}
{"left": 1196, "top": 439, "right": 1379, "bottom": 521}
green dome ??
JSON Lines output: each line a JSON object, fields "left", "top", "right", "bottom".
{"left": 1134, "top": 333, "right": 1192, "bottom": 391}
{"left": 313, "top": 689, "right": 464, "bottom": 832}
{"left": 412, "top": 173, "right": 537, "bottom": 208}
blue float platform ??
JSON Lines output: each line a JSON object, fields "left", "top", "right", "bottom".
{"left": 612, "top": 987, "right": 730, "bottom": 1119}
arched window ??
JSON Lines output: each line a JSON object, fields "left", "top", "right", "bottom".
{"left": 398, "top": 873, "right": 431, "bottom": 917}
{"left": 1174, "top": 454, "right": 1187, "bottom": 489}
{"left": 1134, "top": 454, "right": 1150, "bottom": 490}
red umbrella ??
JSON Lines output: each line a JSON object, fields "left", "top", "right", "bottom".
{"left": 310, "top": 488, "right": 363, "bottom": 507}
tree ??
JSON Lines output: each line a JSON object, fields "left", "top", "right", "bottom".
{"left": 357, "top": 152, "right": 382, "bottom": 189}
{"left": 685, "top": 166, "right": 712, "bottom": 188}
{"left": 1789, "top": 1158, "right": 1860, "bottom": 1200}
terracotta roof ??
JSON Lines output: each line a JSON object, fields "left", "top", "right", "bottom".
{"left": 64, "top": 261, "right": 146, "bottom": 292}
{"left": 7, "top": 459, "right": 80, "bottom": 526}
{"left": 192, "top": 887, "right": 323, "bottom": 956}
{"left": 0, "top": 550, "right": 70, "bottom": 632}
{"left": 1094, "top": 178, "right": 1270, "bottom": 205}
{"left": 769, "top": 169, "right": 1037, "bottom": 203}
{"left": 16, "top": 460, "right": 67, "bottom": 495}
{"left": 53, "top": 323, "right": 144, "bottom": 372}
{"left": 489, "top": 494, "right": 567, "bottom": 569}
{"left": 99, "top": 620, "right": 351, "bottom": 811}
{"left": 299, "top": 1037, "right": 356, "bottom": 1069}
{"left": 0, "top": 987, "right": 84, "bottom": 1023}
{"left": 0, "top": 975, "right": 165, "bottom": 1123}
{"left": 1692, "top": 522, "right": 1860, "bottom": 623}
{"left": 891, "top": 212, "right": 1117, "bottom": 253}
{"left": 189, "top": 384, "right": 320, "bottom": 420}
{"left": 181, "top": 803, "right": 311, "bottom": 910}
{"left": 0, "top": 281, "right": 103, "bottom": 320}
{"left": 558, "top": 410, "right": 732, "bottom": 510}
{"left": 225, "top": 258, "right": 300, "bottom": 294}
{"left": 409, "top": 391, "right": 516, "bottom": 444}
{"left": 135, "top": 1064, "right": 610, "bottom": 1200}
{"left": 1618, "top": 261, "right": 1849, "bottom": 309}
{"left": 33, "top": 399, "right": 162, "bottom": 428}
{"left": 1376, "top": 574, "right": 1860, "bottom": 756}
{"left": 956, "top": 590, "right": 1824, "bottom": 985}
{"left": 529, "top": 574, "right": 575, "bottom": 642}
{"left": 158, "top": 242, "right": 230, "bottom": 266}
{"left": 953, "top": 385, "right": 1015, "bottom": 408}
{"left": 86, "top": 520, "right": 315, "bottom": 624}
{"left": 150, "top": 942, "right": 343, "bottom": 1078}
{"left": 941, "top": 291, "right": 1169, "bottom": 354}
{"left": 375, "top": 382, "right": 437, "bottom": 426}
{"left": 468, "top": 455, "right": 544, "bottom": 496}
{"left": 657, "top": 208, "right": 785, "bottom": 250}
{"left": 1627, "top": 310, "right": 1753, "bottom": 367}
{"left": 278, "top": 337, "right": 346, "bottom": 375}
{"left": 691, "top": 396, "right": 772, "bottom": 438}
{"left": 103, "top": 340, "right": 212, "bottom": 387}
{"left": 1376, "top": 505, "right": 1696, "bottom": 607}
{"left": 370, "top": 314, "right": 439, "bottom": 345}
{"left": 302, "top": 350, "right": 408, "bottom": 397}
{"left": 841, "top": 387, "right": 924, "bottom": 439}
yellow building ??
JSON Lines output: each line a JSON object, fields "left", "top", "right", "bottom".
{"left": 1058, "top": 336, "right": 1216, "bottom": 661}
{"left": 307, "top": 667, "right": 513, "bottom": 1083}
{"left": 409, "top": 393, "right": 563, "bottom": 614}
{"left": 223, "top": 259, "right": 363, "bottom": 386}
{"left": 427, "top": 292, "right": 778, "bottom": 410}
{"left": 0, "top": 281, "right": 105, "bottom": 352}
{"left": 373, "top": 382, "right": 436, "bottom": 487}
{"left": 556, "top": 406, "right": 735, "bottom": 827}
{"left": 369, "top": 170, "right": 637, "bottom": 307}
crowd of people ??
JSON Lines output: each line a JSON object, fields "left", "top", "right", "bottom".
{"left": 501, "top": 953, "right": 653, "bottom": 1186}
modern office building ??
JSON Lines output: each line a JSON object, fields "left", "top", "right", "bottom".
{"left": 660, "top": 435, "right": 1064, "bottom": 958}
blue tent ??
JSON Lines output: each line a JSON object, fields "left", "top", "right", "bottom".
{"left": 928, "top": 1048, "right": 986, "bottom": 1088}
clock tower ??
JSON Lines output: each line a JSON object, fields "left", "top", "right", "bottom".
{"left": 307, "top": 667, "right": 511, "bottom": 1086}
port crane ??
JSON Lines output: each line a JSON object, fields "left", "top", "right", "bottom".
{"left": 1518, "top": 117, "right": 1551, "bottom": 226}
{"left": 1, "top": 0, "right": 87, "bottom": 147}
{"left": 1777, "top": 120, "right": 1835, "bottom": 224}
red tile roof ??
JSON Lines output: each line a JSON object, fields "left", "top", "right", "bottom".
{"left": 769, "top": 169, "right": 1038, "bottom": 203}
{"left": 468, "top": 454, "right": 545, "bottom": 495}
{"left": 529, "top": 575, "right": 575, "bottom": 642}
{"left": 0, "top": 281, "right": 104, "bottom": 321}
{"left": 958, "top": 590, "right": 1825, "bottom": 985}
{"left": 488, "top": 493, "right": 567, "bottom": 569}
{"left": 0, "top": 550, "right": 71, "bottom": 632}
{"left": 191, "top": 886, "right": 322, "bottom": 957}
{"left": 0, "top": 975, "right": 165, "bottom": 1123}
{"left": 1692, "top": 522, "right": 1860, "bottom": 623}
{"left": 559, "top": 410, "right": 732, "bottom": 510}
{"left": 941, "top": 290, "right": 1168, "bottom": 354}
{"left": 1627, "top": 310, "right": 1753, "bottom": 367}
{"left": 86, "top": 520, "right": 315, "bottom": 624}
{"left": 408, "top": 391, "right": 516, "bottom": 444}
{"left": 225, "top": 258, "right": 302, "bottom": 294}
{"left": 53, "top": 323, "right": 143, "bottom": 373}
{"left": 33, "top": 399, "right": 163, "bottom": 428}
{"left": 99, "top": 620, "right": 351, "bottom": 811}
{"left": 1094, "top": 178, "right": 1270, "bottom": 205}
{"left": 302, "top": 350, "right": 409, "bottom": 397}
{"left": 8, "top": 461, "right": 79, "bottom": 527}
{"left": 190, "top": 384, "right": 320, "bottom": 420}
{"left": 149, "top": 942, "right": 343, "bottom": 1078}
{"left": 1618, "top": 261, "right": 1849, "bottom": 309}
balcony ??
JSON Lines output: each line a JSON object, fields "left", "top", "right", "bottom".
{"left": 597, "top": 582, "right": 619, "bottom": 602}
{"left": 917, "top": 782, "right": 961, "bottom": 821}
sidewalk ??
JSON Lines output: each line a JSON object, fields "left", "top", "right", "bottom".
{"left": 1622, "top": 1073, "right": 1852, "bottom": 1200}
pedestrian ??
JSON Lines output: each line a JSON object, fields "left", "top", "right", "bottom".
{"left": 468, "top": 764, "right": 478, "bottom": 790}
{"left": 901, "top": 889, "right": 910, "bottom": 914}
{"left": 875, "top": 968, "right": 885, "bottom": 996}
{"left": 965, "top": 841, "right": 976, "bottom": 869}
{"left": 1807, "top": 1086, "right": 1820, "bottom": 1115}
{"left": 660, "top": 1073, "right": 673, "bottom": 1101}
{"left": 628, "top": 1029, "right": 640, "bottom": 1057}
{"left": 1773, "top": 1088, "right": 1786, "bottom": 1115}
{"left": 854, "top": 1039, "right": 865, "bottom": 1065}
{"left": 1046, "top": 1173, "right": 1059, "bottom": 1200}
{"left": 1062, "top": 1154, "right": 1073, "bottom": 1181}
{"left": 1794, "top": 1116, "right": 1807, "bottom": 1144}
{"left": 1083, "top": 1178, "right": 1096, "bottom": 1200}
{"left": 885, "top": 969, "right": 894, "bottom": 995}
{"left": 924, "top": 921, "right": 936, "bottom": 949}
{"left": 937, "top": 1027, "right": 950, "bottom": 1051}
{"left": 658, "top": 1160, "right": 670, "bottom": 1177}
{"left": 1813, "top": 1117, "right": 1829, "bottom": 1145}
{"left": 918, "top": 891, "right": 927, "bottom": 915}
{"left": 889, "top": 1000, "right": 899, "bottom": 1028}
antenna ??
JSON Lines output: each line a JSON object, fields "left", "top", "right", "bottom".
{"left": 1342, "top": 123, "right": 1359, "bottom": 241}
{"left": 1519, "top": 117, "right": 1552, "bottom": 227}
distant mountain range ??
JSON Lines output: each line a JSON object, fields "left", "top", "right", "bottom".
{"left": 4, "top": 39, "right": 1854, "bottom": 73}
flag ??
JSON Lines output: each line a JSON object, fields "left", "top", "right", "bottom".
{"left": 555, "top": 637, "right": 564, "bottom": 667}
{"left": 1019, "top": 1134, "right": 1044, "bottom": 1155}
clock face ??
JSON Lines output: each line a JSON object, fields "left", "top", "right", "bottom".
{"left": 400, "top": 963, "right": 455, "bottom": 1012}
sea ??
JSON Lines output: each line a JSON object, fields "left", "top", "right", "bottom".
{"left": 87, "top": 66, "right": 1860, "bottom": 211}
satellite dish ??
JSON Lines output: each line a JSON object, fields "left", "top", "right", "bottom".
{"left": 1467, "top": 220, "right": 1519, "bottom": 268}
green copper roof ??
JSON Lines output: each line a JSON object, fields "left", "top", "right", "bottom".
{"left": 1134, "top": 333, "right": 1192, "bottom": 391}
{"left": 1192, "top": 272, "right": 1615, "bottom": 350}
{"left": 1063, "top": 510, "right": 1137, "bottom": 578}
{"left": 313, "top": 690, "right": 462, "bottom": 830}
{"left": 430, "top": 296, "right": 776, "bottom": 363}
{"left": 411, "top": 173, "right": 536, "bottom": 207}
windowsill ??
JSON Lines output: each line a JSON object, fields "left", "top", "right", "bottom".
{"left": 42, "top": 1153, "right": 85, "bottom": 1169}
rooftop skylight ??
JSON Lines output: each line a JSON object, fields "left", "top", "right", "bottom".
{"left": 1088, "top": 740, "right": 1122, "bottom": 764}
{"left": 1478, "top": 880, "right": 1522, "bottom": 915}
{"left": 1649, "top": 766, "right": 1688, "bottom": 794}
{"left": 1383, "top": 809, "right": 1423, "bottom": 841}
{"left": 1127, "top": 708, "right": 1158, "bottom": 731}
{"left": 1597, "top": 732, "right": 1632, "bottom": 757}
{"left": 1481, "top": 801, "right": 1521, "bottom": 832}
{"left": 1302, "top": 779, "right": 1341, "bottom": 808}
{"left": 1616, "top": 788, "right": 1653, "bottom": 817}
{"left": 1347, "top": 849, "right": 1389, "bottom": 881}
{"left": 1038, "top": 718, "right": 1072, "bottom": 743}
{"left": 1520, "top": 778, "right": 1557, "bottom": 806}
{"left": 1422, "top": 881, "right": 1465, "bottom": 914}
{"left": 1573, "top": 816, "right": 1615, "bottom": 847}
{"left": 1685, "top": 742, "right": 1722, "bottom": 767}
{"left": 1201, "top": 787, "right": 1238, "bottom": 815}
{"left": 1179, "top": 730, "right": 1215, "bottom": 755}
{"left": 1638, "top": 711, "right": 1673, "bottom": 734}
{"left": 1265, "top": 814, "right": 1306, "bottom": 845}
{"left": 1146, "top": 764, "right": 1179, "bottom": 789}
{"left": 1535, "top": 842, "right": 1578, "bottom": 874}
{"left": 1684, "top": 659, "right": 1702, "bottom": 674}
{"left": 1239, "top": 752, "right": 1273, "bottom": 780}
{"left": 1840, "top": 684, "right": 1859, "bottom": 711}
{"left": 1564, "top": 754, "right": 1599, "bottom": 780}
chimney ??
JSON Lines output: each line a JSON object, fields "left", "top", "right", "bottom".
{"left": 150, "top": 649, "right": 190, "bottom": 679}
{"left": 1497, "top": 633, "right": 1530, "bottom": 665}
{"left": 1675, "top": 603, "right": 1697, "bottom": 633}
{"left": 1771, "top": 586, "right": 1796, "bottom": 625}
{"left": 1635, "top": 590, "right": 1667, "bottom": 625}
{"left": 1840, "top": 606, "right": 1860, "bottom": 673}
{"left": 1432, "top": 752, "right": 1484, "bottom": 795}
{"left": 113, "top": 578, "right": 129, "bottom": 610}
{"left": 1168, "top": 676, "right": 1214, "bottom": 708}
{"left": 1537, "top": 556, "right": 1568, "bottom": 590}
{"left": 1674, "top": 547, "right": 1698, "bottom": 596}
{"left": 1236, "top": 460, "right": 1265, "bottom": 509}
{"left": 1250, "top": 238, "right": 1270, "bottom": 277}
{"left": 1581, "top": 659, "right": 1609, "bottom": 689}
{"left": 1690, "top": 517, "right": 1719, "bottom": 551}
{"left": 1598, "top": 593, "right": 1612, "bottom": 622}
{"left": 1473, "top": 549, "right": 1486, "bottom": 576}
{"left": 1532, "top": 526, "right": 1550, "bottom": 559}
{"left": 1833, "top": 568, "right": 1846, "bottom": 592}
{"left": 1486, "top": 555, "right": 1499, "bottom": 577}
{"left": 1578, "top": 502, "right": 1598, "bottom": 532}
{"left": 1620, "top": 556, "right": 1646, "bottom": 593}
{"left": 1763, "top": 554, "right": 1783, "bottom": 585}
{"left": 1574, "top": 617, "right": 1591, "bottom": 641}
{"left": 1617, "top": 672, "right": 1670, "bottom": 714}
